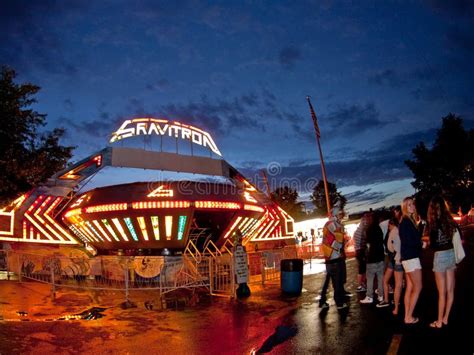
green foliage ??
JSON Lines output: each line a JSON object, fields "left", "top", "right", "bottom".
{"left": 405, "top": 113, "right": 473, "bottom": 216}
{"left": 270, "top": 186, "right": 305, "bottom": 219}
{"left": 310, "top": 180, "right": 347, "bottom": 217}
{"left": 0, "top": 67, "right": 74, "bottom": 204}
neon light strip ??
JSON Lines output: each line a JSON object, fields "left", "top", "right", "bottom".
{"left": 195, "top": 201, "right": 241, "bottom": 209}
{"left": 223, "top": 216, "right": 243, "bottom": 239}
{"left": 177, "top": 216, "right": 187, "bottom": 241}
{"left": 124, "top": 217, "right": 139, "bottom": 241}
{"left": 244, "top": 204, "right": 264, "bottom": 213}
{"left": 92, "top": 220, "right": 112, "bottom": 242}
{"left": 64, "top": 208, "right": 82, "bottom": 218}
{"left": 112, "top": 218, "right": 129, "bottom": 241}
{"left": 132, "top": 201, "right": 191, "bottom": 209}
{"left": 0, "top": 211, "right": 15, "bottom": 236}
{"left": 32, "top": 197, "right": 57, "bottom": 241}
{"left": 69, "top": 224, "right": 90, "bottom": 243}
{"left": 84, "top": 203, "right": 128, "bottom": 213}
{"left": 241, "top": 218, "right": 257, "bottom": 235}
{"left": 137, "top": 217, "right": 149, "bottom": 241}
{"left": 79, "top": 222, "right": 100, "bottom": 242}
{"left": 23, "top": 222, "right": 27, "bottom": 239}
{"left": 239, "top": 217, "right": 253, "bottom": 234}
{"left": 24, "top": 214, "right": 56, "bottom": 241}
{"left": 102, "top": 219, "right": 120, "bottom": 242}
{"left": 165, "top": 216, "right": 173, "bottom": 240}
{"left": 151, "top": 216, "right": 160, "bottom": 240}
{"left": 85, "top": 221, "right": 104, "bottom": 242}
{"left": 44, "top": 197, "right": 76, "bottom": 242}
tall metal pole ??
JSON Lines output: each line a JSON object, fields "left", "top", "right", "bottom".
{"left": 306, "top": 96, "right": 331, "bottom": 217}
{"left": 261, "top": 169, "right": 271, "bottom": 197}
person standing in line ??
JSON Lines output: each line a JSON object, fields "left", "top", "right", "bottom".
{"left": 377, "top": 216, "right": 404, "bottom": 315}
{"left": 353, "top": 213, "right": 369, "bottom": 292}
{"left": 360, "top": 212, "right": 385, "bottom": 304}
{"left": 424, "top": 196, "right": 458, "bottom": 328}
{"left": 320, "top": 206, "right": 349, "bottom": 310}
{"left": 399, "top": 197, "right": 423, "bottom": 325}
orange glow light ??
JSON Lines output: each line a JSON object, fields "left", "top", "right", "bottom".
{"left": 195, "top": 201, "right": 241, "bottom": 210}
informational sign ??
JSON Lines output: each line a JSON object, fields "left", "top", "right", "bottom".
{"left": 234, "top": 245, "right": 249, "bottom": 284}
{"left": 109, "top": 118, "right": 222, "bottom": 156}
{"left": 133, "top": 256, "right": 163, "bottom": 278}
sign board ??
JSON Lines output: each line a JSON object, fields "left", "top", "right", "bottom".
{"left": 234, "top": 245, "right": 249, "bottom": 284}
{"left": 110, "top": 118, "right": 222, "bottom": 156}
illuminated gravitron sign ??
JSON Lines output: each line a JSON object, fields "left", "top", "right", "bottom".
{"left": 110, "top": 118, "right": 222, "bottom": 156}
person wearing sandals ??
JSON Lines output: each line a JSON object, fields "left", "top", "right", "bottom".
{"left": 377, "top": 215, "right": 404, "bottom": 315}
{"left": 399, "top": 197, "right": 423, "bottom": 324}
{"left": 424, "top": 196, "right": 457, "bottom": 329}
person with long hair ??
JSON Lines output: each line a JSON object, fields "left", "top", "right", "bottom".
{"left": 425, "top": 196, "right": 457, "bottom": 328}
{"left": 399, "top": 197, "right": 423, "bottom": 324}
{"left": 377, "top": 215, "right": 404, "bottom": 315}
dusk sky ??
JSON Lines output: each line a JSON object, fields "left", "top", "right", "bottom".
{"left": 2, "top": 0, "right": 473, "bottom": 213}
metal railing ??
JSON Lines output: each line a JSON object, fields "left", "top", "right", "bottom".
{"left": 0, "top": 244, "right": 322, "bottom": 304}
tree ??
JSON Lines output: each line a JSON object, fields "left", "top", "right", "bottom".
{"left": 0, "top": 67, "right": 74, "bottom": 204}
{"left": 270, "top": 186, "right": 305, "bottom": 219}
{"left": 405, "top": 113, "right": 473, "bottom": 217}
{"left": 310, "top": 180, "right": 347, "bottom": 217}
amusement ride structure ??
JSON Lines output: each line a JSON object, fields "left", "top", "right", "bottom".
{"left": 0, "top": 118, "right": 295, "bottom": 255}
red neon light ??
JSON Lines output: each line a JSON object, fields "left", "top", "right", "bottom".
{"left": 132, "top": 201, "right": 191, "bottom": 209}
{"left": 84, "top": 203, "right": 128, "bottom": 213}
{"left": 195, "top": 201, "right": 241, "bottom": 209}
{"left": 244, "top": 204, "right": 264, "bottom": 213}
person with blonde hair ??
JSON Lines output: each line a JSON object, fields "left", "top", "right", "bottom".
{"left": 399, "top": 197, "right": 423, "bottom": 324}
{"left": 424, "top": 195, "right": 457, "bottom": 328}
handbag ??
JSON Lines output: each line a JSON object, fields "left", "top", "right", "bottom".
{"left": 453, "top": 229, "right": 465, "bottom": 264}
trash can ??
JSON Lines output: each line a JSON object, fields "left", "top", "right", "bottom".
{"left": 280, "top": 259, "right": 303, "bottom": 295}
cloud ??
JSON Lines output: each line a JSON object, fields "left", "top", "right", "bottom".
{"left": 279, "top": 46, "right": 302, "bottom": 69}
{"left": 345, "top": 189, "right": 392, "bottom": 204}
{"left": 322, "top": 102, "right": 387, "bottom": 135}
{"left": 368, "top": 69, "right": 405, "bottom": 88}
{"left": 0, "top": 1, "right": 82, "bottom": 75}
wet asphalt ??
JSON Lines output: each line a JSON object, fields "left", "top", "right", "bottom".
{"left": 0, "top": 235, "right": 473, "bottom": 354}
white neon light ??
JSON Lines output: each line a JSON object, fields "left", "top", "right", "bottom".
{"left": 147, "top": 185, "right": 174, "bottom": 198}
{"left": 109, "top": 118, "right": 222, "bottom": 156}
{"left": 165, "top": 216, "right": 173, "bottom": 240}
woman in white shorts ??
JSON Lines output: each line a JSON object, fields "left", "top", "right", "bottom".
{"left": 399, "top": 197, "right": 423, "bottom": 325}
{"left": 424, "top": 196, "right": 457, "bottom": 328}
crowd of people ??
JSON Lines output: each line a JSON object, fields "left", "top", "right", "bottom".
{"left": 319, "top": 195, "right": 464, "bottom": 328}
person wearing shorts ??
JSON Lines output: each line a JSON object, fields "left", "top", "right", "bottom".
{"left": 424, "top": 195, "right": 457, "bottom": 329}
{"left": 377, "top": 217, "right": 404, "bottom": 314}
{"left": 399, "top": 197, "right": 423, "bottom": 325}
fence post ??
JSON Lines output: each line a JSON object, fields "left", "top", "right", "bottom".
{"left": 5, "top": 251, "right": 10, "bottom": 280}
{"left": 261, "top": 257, "right": 266, "bottom": 285}
{"left": 124, "top": 268, "right": 129, "bottom": 303}
{"left": 208, "top": 258, "right": 213, "bottom": 295}
{"left": 51, "top": 267, "right": 56, "bottom": 299}
{"left": 17, "top": 254, "right": 22, "bottom": 283}
{"left": 230, "top": 254, "right": 236, "bottom": 298}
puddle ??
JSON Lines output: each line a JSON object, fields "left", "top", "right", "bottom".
{"left": 58, "top": 307, "right": 108, "bottom": 321}
{"left": 256, "top": 325, "right": 298, "bottom": 353}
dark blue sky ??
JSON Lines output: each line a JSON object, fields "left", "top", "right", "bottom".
{"left": 2, "top": 0, "right": 473, "bottom": 212}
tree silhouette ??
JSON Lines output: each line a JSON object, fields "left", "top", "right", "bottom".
{"left": 405, "top": 113, "right": 473, "bottom": 216}
{"left": 0, "top": 67, "right": 74, "bottom": 204}
{"left": 270, "top": 186, "right": 305, "bottom": 219}
{"left": 310, "top": 180, "right": 347, "bottom": 217}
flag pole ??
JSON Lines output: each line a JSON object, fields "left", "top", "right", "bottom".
{"left": 306, "top": 96, "right": 331, "bottom": 217}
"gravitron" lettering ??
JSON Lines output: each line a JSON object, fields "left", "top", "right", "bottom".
{"left": 109, "top": 118, "right": 222, "bottom": 156}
